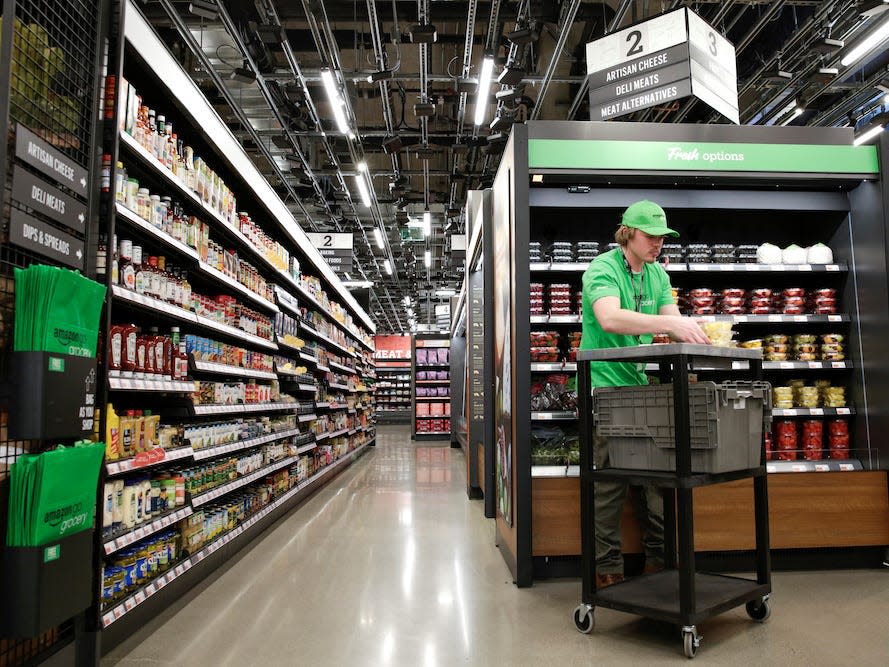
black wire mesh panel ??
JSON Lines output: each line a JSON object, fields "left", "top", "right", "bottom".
{"left": 1, "top": 0, "right": 101, "bottom": 662}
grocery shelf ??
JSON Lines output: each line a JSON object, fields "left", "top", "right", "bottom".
{"left": 530, "top": 314, "right": 580, "bottom": 324}
{"left": 119, "top": 130, "right": 294, "bottom": 294}
{"left": 531, "top": 362, "right": 578, "bottom": 372}
{"left": 315, "top": 401, "right": 330, "bottom": 409}
{"left": 189, "top": 358, "right": 277, "bottom": 380}
{"left": 297, "top": 413, "right": 317, "bottom": 422}
{"left": 530, "top": 261, "right": 589, "bottom": 272}
{"left": 532, "top": 465, "right": 581, "bottom": 478}
{"left": 191, "top": 427, "right": 304, "bottom": 461}
{"left": 274, "top": 364, "right": 300, "bottom": 377}
{"left": 293, "top": 383, "right": 318, "bottom": 393}
{"left": 105, "top": 446, "right": 194, "bottom": 476}
{"left": 414, "top": 396, "right": 450, "bottom": 401}
{"left": 766, "top": 459, "right": 863, "bottom": 473}
{"left": 194, "top": 314, "right": 278, "bottom": 350}
{"left": 190, "top": 402, "right": 299, "bottom": 416}
{"left": 197, "top": 263, "right": 279, "bottom": 313}
{"left": 415, "top": 363, "right": 450, "bottom": 369}
{"left": 329, "top": 382, "right": 352, "bottom": 392}
{"left": 112, "top": 284, "right": 197, "bottom": 326}
{"left": 114, "top": 202, "right": 200, "bottom": 261}
{"left": 100, "top": 442, "right": 371, "bottom": 628}
{"left": 297, "top": 442, "right": 317, "bottom": 454}
{"left": 190, "top": 455, "right": 300, "bottom": 507}
{"left": 276, "top": 339, "right": 306, "bottom": 355}
{"left": 316, "top": 428, "right": 348, "bottom": 441}
{"left": 315, "top": 364, "right": 331, "bottom": 373}
{"left": 697, "top": 314, "right": 850, "bottom": 324}
{"left": 683, "top": 263, "right": 847, "bottom": 273}
{"left": 531, "top": 411, "right": 577, "bottom": 421}
{"left": 329, "top": 361, "right": 358, "bottom": 375}
{"left": 299, "top": 321, "right": 356, "bottom": 358}
{"left": 290, "top": 280, "right": 370, "bottom": 349}
{"left": 108, "top": 374, "right": 195, "bottom": 393}
{"left": 274, "top": 286, "right": 302, "bottom": 318}
{"left": 772, "top": 407, "right": 854, "bottom": 417}
{"left": 416, "top": 380, "right": 451, "bottom": 384}
{"left": 103, "top": 507, "right": 193, "bottom": 556}
{"left": 299, "top": 351, "right": 320, "bottom": 365}
{"left": 528, "top": 260, "right": 848, "bottom": 274}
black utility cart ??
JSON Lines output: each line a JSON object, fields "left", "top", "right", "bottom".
{"left": 573, "top": 344, "right": 772, "bottom": 658}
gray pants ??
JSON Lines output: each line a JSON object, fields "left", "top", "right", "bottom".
{"left": 594, "top": 433, "right": 665, "bottom": 575}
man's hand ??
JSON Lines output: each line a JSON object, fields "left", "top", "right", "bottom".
{"left": 665, "top": 316, "right": 711, "bottom": 344}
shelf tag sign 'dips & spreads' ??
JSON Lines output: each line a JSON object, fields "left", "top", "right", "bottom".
{"left": 585, "top": 7, "right": 738, "bottom": 124}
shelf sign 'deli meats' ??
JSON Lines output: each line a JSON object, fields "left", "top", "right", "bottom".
{"left": 585, "top": 7, "right": 739, "bottom": 123}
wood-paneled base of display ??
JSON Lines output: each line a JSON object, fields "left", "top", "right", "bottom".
{"left": 531, "top": 471, "right": 889, "bottom": 558}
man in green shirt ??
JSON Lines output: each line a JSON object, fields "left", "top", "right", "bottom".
{"left": 580, "top": 200, "right": 709, "bottom": 588}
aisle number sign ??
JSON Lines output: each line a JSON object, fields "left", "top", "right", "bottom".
{"left": 585, "top": 7, "right": 739, "bottom": 123}
{"left": 307, "top": 233, "right": 353, "bottom": 273}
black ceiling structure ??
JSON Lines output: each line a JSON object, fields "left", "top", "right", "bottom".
{"left": 142, "top": 0, "right": 889, "bottom": 333}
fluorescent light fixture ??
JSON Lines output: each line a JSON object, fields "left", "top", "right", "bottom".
{"left": 320, "top": 67, "right": 350, "bottom": 134}
{"left": 423, "top": 210, "right": 431, "bottom": 238}
{"left": 354, "top": 174, "right": 372, "bottom": 207}
{"left": 841, "top": 17, "right": 889, "bottom": 67}
{"left": 374, "top": 227, "right": 385, "bottom": 249}
{"left": 403, "top": 296, "right": 412, "bottom": 306}
{"left": 473, "top": 55, "right": 495, "bottom": 125}
{"left": 384, "top": 259, "right": 392, "bottom": 275}
{"left": 860, "top": 0, "right": 889, "bottom": 18}
{"left": 424, "top": 250, "right": 431, "bottom": 267}
{"left": 188, "top": 0, "right": 219, "bottom": 20}
{"left": 854, "top": 123, "right": 885, "bottom": 145}
{"left": 342, "top": 280, "right": 374, "bottom": 288}
{"left": 435, "top": 288, "right": 456, "bottom": 297}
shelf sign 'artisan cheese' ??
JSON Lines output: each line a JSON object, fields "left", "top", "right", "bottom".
{"left": 585, "top": 7, "right": 738, "bottom": 123}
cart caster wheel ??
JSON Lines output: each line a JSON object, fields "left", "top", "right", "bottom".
{"left": 573, "top": 604, "right": 595, "bottom": 634}
{"left": 682, "top": 627, "right": 701, "bottom": 659}
{"left": 746, "top": 597, "right": 771, "bottom": 622}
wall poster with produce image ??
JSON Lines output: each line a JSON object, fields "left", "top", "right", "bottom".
{"left": 494, "top": 174, "right": 513, "bottom": 526}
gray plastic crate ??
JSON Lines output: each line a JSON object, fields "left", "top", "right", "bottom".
{"left": 593, "top": 381, "right": 771, "bottom": 473}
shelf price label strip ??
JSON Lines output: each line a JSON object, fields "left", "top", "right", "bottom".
{"left": 101, "top": 443, "right": 370, "bottom": 628}
{"left": 192, "top": 428, "right": 302, "bottom": 461}
{"left": 103, "top": 507, "right": 193, "bottom": 555}
{"left": 105, "top": 446, "right": 194, "bottom": 476}
{"left": 191, "top": 358, "right": 277, "bottom": 380}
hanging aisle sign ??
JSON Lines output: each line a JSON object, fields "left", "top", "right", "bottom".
{"left": 307, "top": 233, "right": 353, "bottom": 273}
{"left": 585, "top": 7, "right": 739, "bottom": 123}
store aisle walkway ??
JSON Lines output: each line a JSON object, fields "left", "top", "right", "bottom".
{"left": 104, "top": 426, "right": 889, "bottom": 666}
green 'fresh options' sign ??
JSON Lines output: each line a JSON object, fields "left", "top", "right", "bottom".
{"left": 528, "top": 139, "right": 879, "bottom": 175}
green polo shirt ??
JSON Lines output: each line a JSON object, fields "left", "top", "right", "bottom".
{"left": 579, "top": 248, "right": 674, "bottom": 387}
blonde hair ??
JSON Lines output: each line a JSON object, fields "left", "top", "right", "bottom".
{"left": 615, "top": 224, "right": 635, "bottom": 247}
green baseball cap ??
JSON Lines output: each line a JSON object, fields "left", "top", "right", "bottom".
{"left": 621, "top": 200, "right": 679, "bottom": 237}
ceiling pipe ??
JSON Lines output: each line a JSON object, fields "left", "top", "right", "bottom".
{"left": 530, "top": 0, "right": 583, "bottom": 120}
{"left": 565, "top": 0, "right": 632, "bottom": 120}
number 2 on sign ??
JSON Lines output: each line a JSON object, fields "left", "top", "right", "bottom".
{"left": 323, "top": 235, "right": 333, "bottom": 247}
{"left": 626, "top": 30, "right": 643, "bottom": 57}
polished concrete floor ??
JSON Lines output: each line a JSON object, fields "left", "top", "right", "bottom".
{"left": 104, "top": 426, "right": 889, "bottom": 666}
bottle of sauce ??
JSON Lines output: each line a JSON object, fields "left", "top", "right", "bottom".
{"left": 163, "top": 331, "right": 173, "bottom": 378}
{"left": 133, "top": 245, "right": 146, "bottom": 296}
{"left": 122, "top": 323, "right": 137, "bottom": 375}
{"left": 181, "top": 271, "right": 192, "bottom": 311}
{"left": 148, "top": 256, "right": 162, "bottom": 300}
{"left": 108, "top": 324, "right": 124, "bottom": 371}
{"left": 135, "top": 329, "right": 147, "bottom": 376}
{"left": 120, "top": 238, "right": 135, "bottom": 291}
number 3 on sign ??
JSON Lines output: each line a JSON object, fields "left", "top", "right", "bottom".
{"left": 708, "top": 31, "right": 718, "bottom": 56}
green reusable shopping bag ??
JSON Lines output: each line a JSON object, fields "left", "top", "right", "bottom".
{"left": 6, "top": 442, "right": 105, "bottom": 546}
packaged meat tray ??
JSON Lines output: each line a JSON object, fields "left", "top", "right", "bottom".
{"left": 530, "top": 331, "right": 559, "bottom": 347}
{"left": 530, "top": 347, "right": 560, "bottom": 362}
